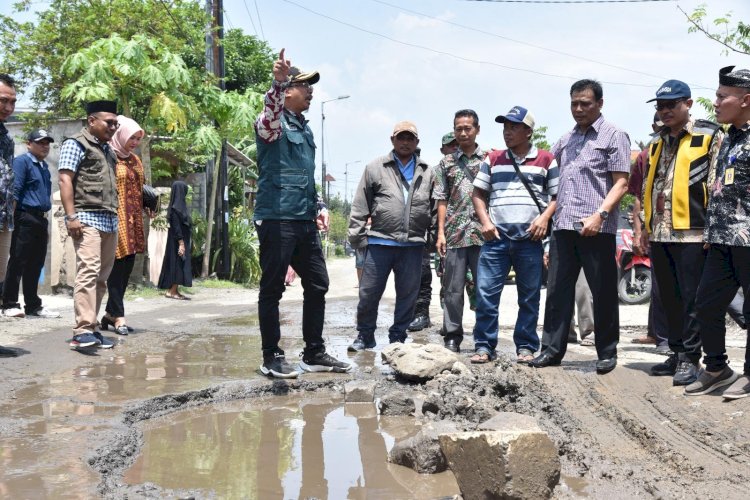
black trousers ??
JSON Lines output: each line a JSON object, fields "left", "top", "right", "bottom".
{"left": 105, "top": 254, "right": 136, "bottom": 318}
{"left": 541, "top": 230, "right": 619, "bottom": 360}
{"left": 649, "top": 242, "right": 707, "bottom": 362}
{"left": 2, "top": 210, "right": 48, "bottom": 313}
{"left": 689, "top": 244, "right": 750, "bottom": 373}
{"left": 256, "top": 220, "right": 329, "bottom": 358}
{"left": 413, "top": 246, "right": 432, "bottom": 316}
{"left": 647, "top": 265, "right": 669, "bottom": 345}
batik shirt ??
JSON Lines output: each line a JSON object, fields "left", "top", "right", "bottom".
{"left": 433, "top": 145, "right": 485, "bottom": 249}
{"left": 649, "top": 120, "right": 723, "bottom": 243}
{"left": 705, "top": 121, "right": 750, "bottom": 247}
{"left": 0, "top": 123, "right": 15, "bottom": 231}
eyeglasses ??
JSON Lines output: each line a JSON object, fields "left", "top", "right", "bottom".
{"left": 654, "top": 100, "right": 684, "bottom": 111}
{"left": 96, "top": 116, "right": 120, "bottom": 129}
{"left": 289, "top": 81, "right": 311, "bottom": 90}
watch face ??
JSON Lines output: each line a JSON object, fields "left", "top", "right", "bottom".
{"left": 599, "top": 210, "right": 608, "bottom": 219}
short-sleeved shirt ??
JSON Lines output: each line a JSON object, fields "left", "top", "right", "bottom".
{"left": 705, "top": 120, "right": 750, "bottom": 246}
{"left": 473, "top": 147, "right": 559, "bottom": 240}
{"left": 551, "top": 115, "right": 631, "bottom": 235}
{"left": 58, "top": 139, "right": 118, "bottom": 233}
{"left": 433, "top": 145, "right": 485, "bottom": 248}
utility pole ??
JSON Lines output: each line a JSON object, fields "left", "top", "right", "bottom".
{"left": 202, "top": 0, "right": 230, "bottom": 279}
{"left": 344, "top": 160, "right": 361, "bottom": 205}
{"left": 320, "top": 95, "right": 349, "bottom": 203}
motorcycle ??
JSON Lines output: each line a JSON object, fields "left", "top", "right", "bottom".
{"left": 616, "top": 228, "right": 652, "bottom": 304}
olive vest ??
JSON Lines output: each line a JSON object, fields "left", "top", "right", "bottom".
{"left": 69, "top": 128, "right": 118, "bottom": 213}
{"left": 254, "top": 110, "right": 317, "bottom": 221}
{"left": 644, "top": 119, "right": 720, "bottom": 232}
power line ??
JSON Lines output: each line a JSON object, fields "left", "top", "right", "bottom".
{"left": 465, "top": 0, "right": 675, "bottom": 3}
{"left": 370, "top": 0, "right": 677, "bottom": 84}
{"left": 154, "top": 0, "right": 191, "bottom": 41}
{"left": 242, "top": 0, "right": 259, "bottom": 38}
{"left": 279, "top": 0, "right": 658, "bottom": 88}
{"left": 254, "top": 0, "right": 266, "bottom": 41}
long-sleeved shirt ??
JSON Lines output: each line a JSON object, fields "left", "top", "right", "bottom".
{"left": 13, "top": 152, "right": 52, "bottom": 212}
{"left": 0, "top": 122, "right": 15, "bottom": 230}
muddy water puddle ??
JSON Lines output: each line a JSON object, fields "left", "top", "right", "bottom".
{"left": 124, "top": 396, "right": 460, "bottom": 499}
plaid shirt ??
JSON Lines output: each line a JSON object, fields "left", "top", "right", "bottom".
{"left": 58, "top": 139, "right": 118, "bottom": 233}
{"left": 433, "top": 145, "right": 485, "bottom": 248}
{"left": 551, "top": 115, "right": 631, "bottom": 235}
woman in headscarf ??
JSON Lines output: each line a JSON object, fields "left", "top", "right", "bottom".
{"left": 158, "top": 181, "right": 192, "bottom": 299}
{"left": 101, "top": 115, "right": 147, "bottom": 335}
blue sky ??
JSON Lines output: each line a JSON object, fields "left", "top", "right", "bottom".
{"left": 5, "top": 0, "right": 750, "bottom": 200}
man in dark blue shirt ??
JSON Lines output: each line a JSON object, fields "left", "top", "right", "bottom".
{"left": 2, "top": 129, "right": 60, "bottom": 319}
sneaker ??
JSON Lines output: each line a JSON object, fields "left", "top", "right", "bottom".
{"left": 93, "top": 332, "right": 114, "bottom": 349}
{"left": 260, "top": 352, "right": 300, "bottom": 379}
{"left": 723, "top": 375, "right": 750, "bottom": 400}
{"left": 348, "top": 335, "right": 376, "bottom": 352}
{"left": 673, "top": 360, "right": 701, "bottom": 386}
{"left": 0, "top": 345, "right": 18, "bottom": 357}
{"left": 650, "top": 353, "right": 678, "bottom": 376}
{"left": 69, "top": 332, "right": 101, "bottom": 348}
{"left": 684, "top": 366, "right": 739, "bottom": 396}
{"left": 28, "top": 307, "right": 61, "bottom": 318}
{"left": 407, "top": 314, "right": 430, "bottom": 332}
{"left": 300, "top": 351, "right": 353, "bottom": 373}
{"left": 3, "top": 307, "right": 25, "bottom": 318}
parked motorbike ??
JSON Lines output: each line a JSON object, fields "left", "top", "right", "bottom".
{"left": 616, "top": 228, "right": 652, "bottom": 304}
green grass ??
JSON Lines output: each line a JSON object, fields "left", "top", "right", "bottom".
{"left": 194, "top": 278, "right": 246, "bottom": 289}
{"left": 123, "top": 278, "right": 246, "bottom": 300}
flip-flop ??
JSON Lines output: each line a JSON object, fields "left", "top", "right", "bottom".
{"left": 165, "top": 293, "right": 188, "bottom": 300}
{"left": 470, "top": 352, "right": 491, "bottom": 364}
{"left": 579, "top": 337, "right": 595, "bottom": 347}
{"left": 631, "top": 336, "right": 656, "bottom": 345}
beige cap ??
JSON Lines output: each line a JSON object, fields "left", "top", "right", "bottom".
{"left": 392, "top": 120, "right": 418, "bottom": 138}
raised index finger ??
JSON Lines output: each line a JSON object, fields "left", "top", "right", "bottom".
{"left": 278, "top": 48, "right": 285, "bottom": 62}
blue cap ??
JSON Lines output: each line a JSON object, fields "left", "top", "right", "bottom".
{"left": 646, "top": 80, "right": 691, "bottom": 102}
{"left": 495, "top": 106, "right": 535, "bottom": 129}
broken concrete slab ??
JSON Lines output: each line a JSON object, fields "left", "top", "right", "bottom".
{"left": 439, "top": 429, "right": 560, "bottom": 499}
{"left": 477, "top": 412, "right": 542, "bottom": 433}
{"left": 345, "top": 380, "right": 377, "bottom": 403}
{"left": 381, "top": 343, "right": 460, "bottom": 381}
{"left": 389, "top": 420, "right": 459, "bottom": 473}
{"left": 378, "top": 391, "right": 416, "bottom": 416}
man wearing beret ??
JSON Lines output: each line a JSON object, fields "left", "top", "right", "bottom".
{"left": 640, "top": 80, "right": 723, "bottom": 386}
{"left": 0, "top": 73, "right": 18, "bottom": 357}
{"left": 254, "top": 49, "right": 351, "bottom": 378}
{"left": 2, "top": 129, "right": 61, "bottom": 320}
{"left": 348, "top": 120, "right": 435, "bottom": 351}
{"left": 58, "top": 100, "right": 120, "bottom": 350}
{"left": 685, "top": 66, "right": 750, "bottom": 398}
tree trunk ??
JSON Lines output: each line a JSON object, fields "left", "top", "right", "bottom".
{"left": 202, "top": 156, "right": 219, "bottom": 277}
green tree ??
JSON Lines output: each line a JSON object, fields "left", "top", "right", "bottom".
{"left": 531, "top": 125, "right": 551, "bottom": 151}
{"left": 327, "top": 210, "right": 349, "bottom": 245}
{"left": 681, "top": 4, "right": 750, "bottom": 56}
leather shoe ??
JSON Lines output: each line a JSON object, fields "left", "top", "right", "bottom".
{"left": 529, "top": 352, "right": 562, "bottom": 368}
{"left": 407, "top": 314, "right": 430, "bottom": 332}
{"left": 596, "top": 356, "right": 617, "bottom": 374}
{"left": 443, "top": 338, "right": 461, "bottom": 353}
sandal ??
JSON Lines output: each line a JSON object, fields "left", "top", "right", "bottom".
{"left": 165, "top": 293, "right": 188, "bottom": 300}
{"left": 579, "top": 336, "right": 595, "bottom": 347}
{"left": 516, "top": 348, "right": 535, "bottom": 364}
{"left": 631, "top": 336, "right": 656, "bottom": 345}
{"left": 470, "top": 352, "right": 491, "bottom": 364}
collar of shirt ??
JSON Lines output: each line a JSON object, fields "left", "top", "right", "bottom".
{"left": 728, "top": 120, "right": 750, "bottom": 139}
{"left": 452, "top": 144, "right": 485, "bottom": 163}
{"left": 393, "top": 152, "right": 416, "bottom": 173}
{"left": 660, "top": 118, "right": 694, "bottom": 143}
{"left": 573, "top": 114, "right": 604, "bottom": 136}
{"left": 284, "top": 108, "right": 308, "bottom": 127}
{"left": 23, "top": 151, "right": 45, "bottom": 165}
{"left": 507, "top": 145, "right": 539, "bottom": 164}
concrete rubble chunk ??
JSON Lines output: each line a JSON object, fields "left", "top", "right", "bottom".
{"left": 378, "top": 391, "right": 416, "bottom": 416}
{"left": 477, "top": 412, "right": 542, "bottom": 433}
{"left": 388, "top": 420, "right": 459, "bottom": 473}
{"left": 344, "top": 380, "right": 377, "bottom": 403}
{"left": 381, "top": 343, "right": 460, "bottom": 381}
{"left": 439, "top": 427, "right": 560, "bottom": 499}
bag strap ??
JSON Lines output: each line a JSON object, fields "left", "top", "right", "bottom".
{"left": 508, "top": 152, "right": 544, "bottom": 215}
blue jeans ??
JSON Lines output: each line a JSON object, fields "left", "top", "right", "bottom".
{"left": 357, "top": 244, "right": 423, "bottom": 343}
{"left": 473, "top": 236, "right": 543, "bottom": 355}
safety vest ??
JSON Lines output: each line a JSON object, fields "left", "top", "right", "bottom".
{"left": 644, "top": 119, "right": 719, "bottom": 232}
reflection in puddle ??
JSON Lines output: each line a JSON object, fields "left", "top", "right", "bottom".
{"left": 124, "top": 397, "right": 459, "bottom": 499}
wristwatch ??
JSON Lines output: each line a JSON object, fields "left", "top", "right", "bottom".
{"left": 598, "top": 209, "right": 609, "bottom": 220}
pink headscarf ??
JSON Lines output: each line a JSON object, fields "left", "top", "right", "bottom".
{"left": 110, "top": 115, "right": 145, "bottom": 158}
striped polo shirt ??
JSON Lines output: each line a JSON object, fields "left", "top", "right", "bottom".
{"left": 473, "top": 146, "right": 559, "bottom": 240}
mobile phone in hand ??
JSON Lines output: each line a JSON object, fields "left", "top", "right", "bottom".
{"left": 573, "top": 221, "right": 584, "bottom": 234}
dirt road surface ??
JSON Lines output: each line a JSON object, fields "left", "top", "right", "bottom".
{"left": 0, "top": 256, "right": 748, "bottom": 498}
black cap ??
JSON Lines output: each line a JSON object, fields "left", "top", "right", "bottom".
{"left": 85, "top": 100, "right": 117, "bottom": 115}
{"left": 288, "top": 66, "right": 320, "bottom": 85}
{"left": 27, "top": 128, "right": 54, "bottom": 143}
{"left": 719, "top": 65, "right": 750, "bottom": 89}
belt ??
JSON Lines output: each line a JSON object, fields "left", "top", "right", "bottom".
{"left": 18, "top": 207, "right": 48, "bottom": 218}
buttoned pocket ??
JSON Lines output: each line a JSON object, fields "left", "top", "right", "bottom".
{"left": 274, "top": 172, "right": 309, "bottom": 216}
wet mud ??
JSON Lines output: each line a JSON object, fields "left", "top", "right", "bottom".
{"left": 2, "top": 260, "right": 750, "bottom": 498}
